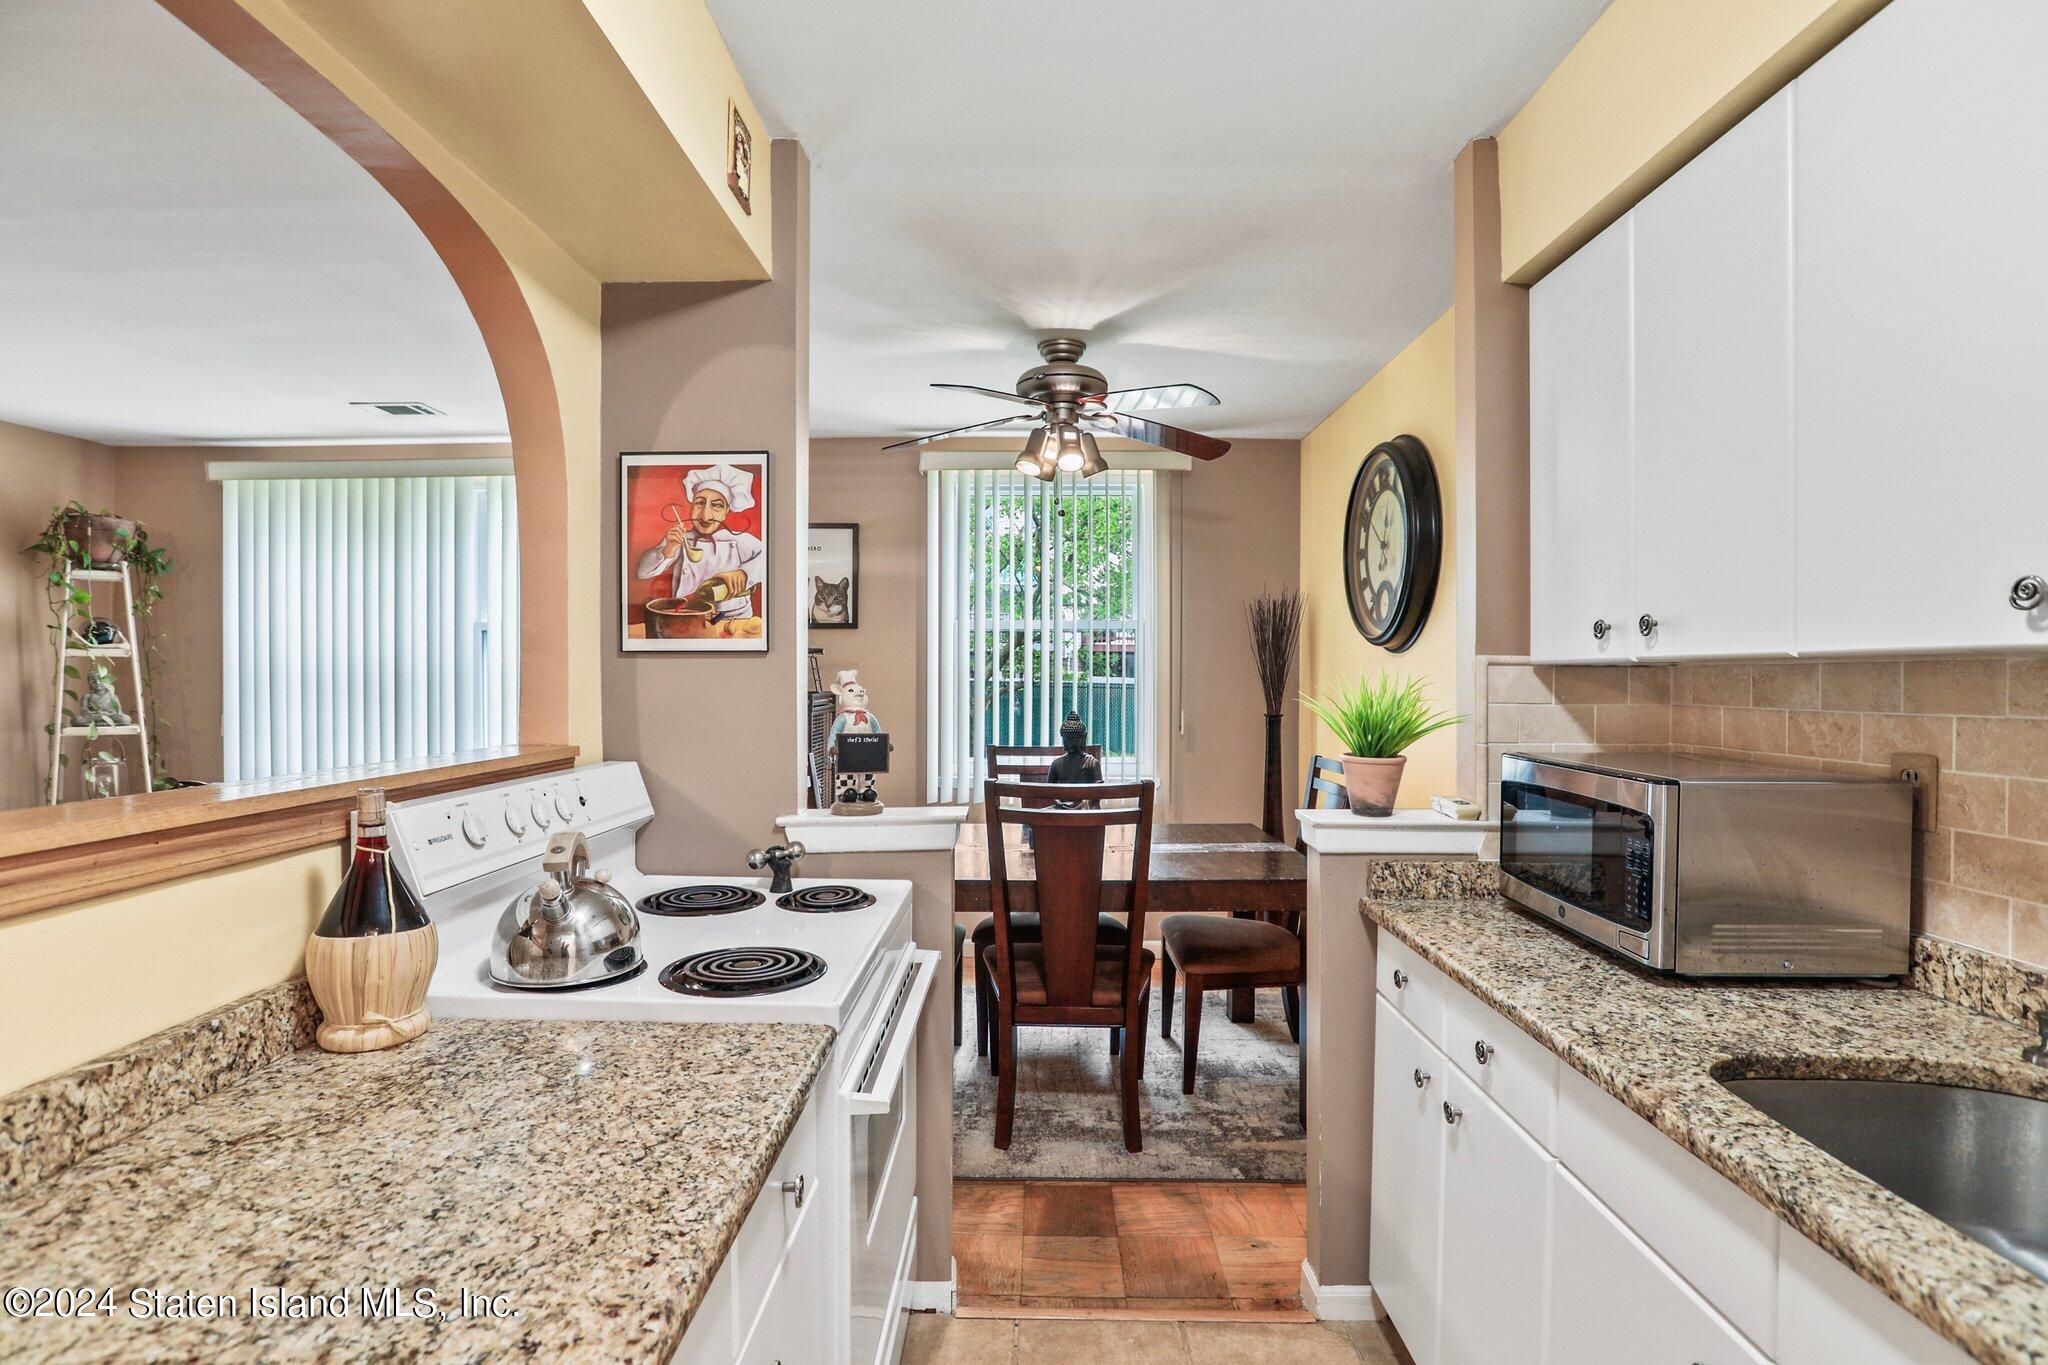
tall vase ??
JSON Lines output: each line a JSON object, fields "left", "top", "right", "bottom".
{"left": 1261, "top": 712, "right": 1284, "bottom": 839}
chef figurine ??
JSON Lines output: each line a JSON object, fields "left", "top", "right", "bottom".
{"left": 827, "top": 669, "right": 885, "bottom": 811}
{"left": 634, "top": 463, "right": 765, "bottom": 636}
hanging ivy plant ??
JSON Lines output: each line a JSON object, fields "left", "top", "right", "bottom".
{"left": 24, "top": 501, "right": 176, "bottom": 796}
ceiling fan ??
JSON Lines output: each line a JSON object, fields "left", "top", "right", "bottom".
{"left": 882, "top": 336, "right": 1231, "bottom": 480}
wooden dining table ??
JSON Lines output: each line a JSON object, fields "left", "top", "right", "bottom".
{"left": 953, "top": 820, "right": 1307, "bottom": 1022}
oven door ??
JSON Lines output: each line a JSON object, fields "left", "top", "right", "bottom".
{"left": 841, "top": 946, "right": 938, "bottom": 1365}
{"left": 1499, "top": 757, "right": 1673, "bottom": 967}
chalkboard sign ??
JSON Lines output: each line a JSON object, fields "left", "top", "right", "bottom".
{"left": 836, "top": 731, "right": 890, "bottom": 774}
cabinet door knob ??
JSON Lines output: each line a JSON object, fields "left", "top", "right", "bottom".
{"left": 1391, "top": 969, "right": 1408, "bottom": 989}
{"left": 1638, "top": 614, "right": 1659, "bottom": 637}
{"left": 1442, "top": 1101, "right": 1463, "bottom": 1126}
{"left": 1592, "top": 619, "right": 1611, "bottom": 641}
{"left": 2012, "top": 576, "right": 2046, "bottom": 612}
{"left": 1474, "top": 1040, "right": 1494, "bottom": 1065}
{"left": 781, "top": 1175, "right": 807, "bottom": 1209}
{"left": 1412, "top": 1067, "right": 1430, "bottom": 1089}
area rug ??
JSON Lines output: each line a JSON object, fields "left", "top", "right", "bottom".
{"left": 952, "top": 979, "right": 1305, "bottom": 1181}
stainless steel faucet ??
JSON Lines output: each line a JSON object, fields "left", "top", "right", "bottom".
{"left": 2024, "top": 1015, "right": 2048, "bottom": 1066}
{"left": 747, "top": 841, "right": 806, "bottom": 895}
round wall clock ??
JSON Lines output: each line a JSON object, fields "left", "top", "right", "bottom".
{"left": 1342, "top": 434, "right": 1442, "bottom": 652}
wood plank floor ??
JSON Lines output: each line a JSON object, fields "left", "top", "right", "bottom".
{"left": 955, "top": 1179, "right": 1315, "bottom": 1322}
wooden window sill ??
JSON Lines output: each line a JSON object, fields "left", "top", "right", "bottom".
{"left": 0, "top": 744, "right": 577, "bottom": 922}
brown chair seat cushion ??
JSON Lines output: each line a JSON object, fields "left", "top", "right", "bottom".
{"left": 971, "top": 913, "right": 1129, "bottom": 950}
{"left": 984, "top": 942, "right": 1155, "bottom": 1007}
{"left": 1160, "top": 914, "right": 1302, "bottom": 976}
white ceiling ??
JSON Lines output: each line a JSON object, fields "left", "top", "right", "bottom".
{"left": 708, "top": 0, "right": 1610, "bottom": 441}
{"left": 0, "top": 0, "right": 505, "bottom": 446}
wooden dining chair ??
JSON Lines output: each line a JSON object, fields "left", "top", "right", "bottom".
{"left": 969, "top": 743, "right": 1130, "bottom": 1059}
{"left": 1159, "top": 756, "right": 1346, "bottom": 1095}
{"left": 981, "top": 778, "right": 1156, "bottom": 1152}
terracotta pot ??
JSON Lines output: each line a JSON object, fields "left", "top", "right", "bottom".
{"left": 60, "top": 512, "right": 139, "bottom": 569}
{"left": 1340, "top": 754, "right": 1408, "bottom": 817}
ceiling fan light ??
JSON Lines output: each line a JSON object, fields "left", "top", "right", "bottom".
{"left": 1054, "top": 425, "right": 1085, "bottom": 472}
{"left": 1077, "top": 430, "right": 1106, "bottom": 478}
{"left": 1014, "top": 427, "right": 1048, "bottom": 475}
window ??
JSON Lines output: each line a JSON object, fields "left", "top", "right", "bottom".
{"left": 220, "top": 470, "right": 519, "bottom": 781}
{"left": 926, "top": 466, "right": 1160, "bottom": 802}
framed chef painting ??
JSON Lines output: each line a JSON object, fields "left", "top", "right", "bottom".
{"left": 619, "top": 452, "right": 770, "bottom": 653}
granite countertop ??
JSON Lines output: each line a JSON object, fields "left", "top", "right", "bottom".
{"left": 0, "top": 1017, "right": 832, "bottom": 1364}
{"left": 1366, "top": 893, "right": 2048, "bottom": 1365}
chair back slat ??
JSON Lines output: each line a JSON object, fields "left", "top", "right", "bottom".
{"left": 1296, "top": 754, "right": 1349, "bottom": 855}
{"left": 984, "top": 778, "right": 1153, "bottom": 1016}
{"left": 986, "top": 744, "right": 1106, "bottom": 809}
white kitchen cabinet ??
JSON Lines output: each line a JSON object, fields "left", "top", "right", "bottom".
{"left": 1792, "top": 0, "right": 2048, "bottom": 652}
{"left": 1630, "top": 86, "right": 1796, "bottom": 659}
{"left": 1549, "top": 1165, "right": 1768, "bottom": 1365}
{"left": 1445, "top": 975, "right": 1558, "bottom": 1148}
{"left": 1370, "top": 997, "right": 1446, "bottom": 1365}
{"left": 1436, "top": 1070, "right": 1554, "bottom": 1365}
{"left": 1529, "top": 212, "right": 1635, "bottom": 663}
{"left": 1775, "top": 1231, "right": 1971, "bottom": 1365}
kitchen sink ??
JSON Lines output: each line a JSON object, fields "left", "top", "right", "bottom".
{"left": 1722, "top": 1077, "right": 2048, "bottom": 1281}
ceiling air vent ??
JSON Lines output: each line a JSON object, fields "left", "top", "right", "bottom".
{"left": 349, "top": 401, "right": 445, "bottom": 417}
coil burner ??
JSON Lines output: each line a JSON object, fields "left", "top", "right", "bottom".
{"left": 637, "top": 885, "right": 766, "bottom": 917}
{"left": 777, "top": 885, "right": 877, "bottom": 914}
{"left": 658, "top": 947, "right": 828, "bottom": 997}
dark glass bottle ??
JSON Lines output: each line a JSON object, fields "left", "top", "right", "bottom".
{"left": 316, "top": 788, "right": 430, "bottom": 937}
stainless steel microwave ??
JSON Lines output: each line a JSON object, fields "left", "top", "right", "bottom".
{"left": 1498, "top": 752, "right": 1914, "bottom": 977}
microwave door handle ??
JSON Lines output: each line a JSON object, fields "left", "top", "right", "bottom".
{"left": 841, "top": 948, "right": 941, "bottom": 1116}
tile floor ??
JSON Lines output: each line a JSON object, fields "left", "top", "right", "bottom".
{"left": 955, "top": 1179, "right": 1313, "bottom": 1319}
{"left": 903, "top": 1313, "right": 1414, "bottom": 1363}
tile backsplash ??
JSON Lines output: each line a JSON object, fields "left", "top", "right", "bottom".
{"left": 1475, "top": 654, "right": 2048, "bottom": 982}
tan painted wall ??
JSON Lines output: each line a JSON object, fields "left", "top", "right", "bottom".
{"left": 1495, "top": 0, "right": 1889, "bottom": 283}
{"left": 807, "top": 438, "right": 1302, "bottom": 829}
{"left": 1, "top": 420, "right": 119, "bottom": 810}
{"left": 1297, "top": 312, "right": 1462, "bottom": 807}
{"left": 600, "top": 143, "right": 811, "bottom": 874}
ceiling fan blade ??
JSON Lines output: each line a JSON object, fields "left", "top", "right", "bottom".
{"left": 931, "top": 383, "right": 1044, "bottom": 408}
{"left": 882, "top": 414, "right": 1034, "bottom": 452}
{"left": 1088, "top": 384, "right": 1221, "bottom": 413}
{"left": 1098, "top": 412, "right": 1232, "bottom": 461}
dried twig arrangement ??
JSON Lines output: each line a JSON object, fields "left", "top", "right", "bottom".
{"left": 1247, "top": 590, "right": 1304, "bottom": 717}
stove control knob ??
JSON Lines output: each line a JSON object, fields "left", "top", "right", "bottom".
{"left": 530, "top": 794, "right": 553, "bottom": 829}
{"left": 460, "top": 814, "right": 489, "bottom": 849}
{"left": 504, "top": 802, "right": 528, "bottom": 837}
{"left": 554, "top": 790, "right": 576, "bottom": 823}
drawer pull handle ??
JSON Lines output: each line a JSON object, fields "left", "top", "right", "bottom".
{"left": 1638, "top": 613, "right": 1659, "bottom": 637}
{"left": 1442, "top": 1101, "right": 1463, "bottom": 1126}
{"left": 1592, "top": 618, "right": 1610, "bottom": 641}
{"left": 1474, "top": 1040, "right": 1494, "bottom": 1065}
{"left": 1412, "top": 1068, "right": 1430, "bottom": 1089}
{"left": 2013, "top": 575, "right": 2045, "bottom": 612}
{"left": 781, "top": 1175, "right": 807, "bottom": 1209}
{"left": 1391, "top": 969, "right": 1409, "bottom": 989}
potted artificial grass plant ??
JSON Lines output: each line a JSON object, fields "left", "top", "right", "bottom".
{"left": 1302, "top": 674, "right": 1461, "bottom": 816}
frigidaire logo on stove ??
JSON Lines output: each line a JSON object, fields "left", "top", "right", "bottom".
{"left": 426, "top": 833, "right": 453, "bottom": 846}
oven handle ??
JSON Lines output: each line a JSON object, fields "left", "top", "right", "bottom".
{"left": 841, "top": 948, "right": 941, "bottom": 1116}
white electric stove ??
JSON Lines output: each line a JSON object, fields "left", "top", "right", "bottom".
{"left": 387, "top": 761, "right": 935, "bottom": 1365}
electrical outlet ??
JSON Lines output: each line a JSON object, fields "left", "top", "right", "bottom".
{"left": 1890, "top": 751, "right": 1939, "bottom": 832}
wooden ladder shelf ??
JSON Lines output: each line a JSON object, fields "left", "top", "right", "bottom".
{"left": 46, "top": 564, "right": 155, "bottom": 803}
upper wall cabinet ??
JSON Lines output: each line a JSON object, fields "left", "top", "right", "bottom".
{"left": 1793, "top": 0, "right": 2048, "bottom": 652}
{"left": 1530, "top": 216, "right": 1633, "bottom": 663}
{"left": 1528, "top": 0, "right": 2048, "bottom": 661}
{"left": 1631, "top": 88, "right": 1796, "bottom": 659}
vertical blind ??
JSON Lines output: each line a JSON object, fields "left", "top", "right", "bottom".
{"left": 221, "top": 474, "right": 520, "bottom": 782}
{"left": 925, "top": 467, "right": 1158, "bottom": 804}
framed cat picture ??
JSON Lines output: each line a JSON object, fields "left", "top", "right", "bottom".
{"left": 807, "top": 523, "right": 859, "bottom": 629}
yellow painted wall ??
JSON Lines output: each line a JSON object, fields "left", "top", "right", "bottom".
{"left": 0, "top": 849, "right": 336, "bottom": 1094}
{"left": 1298, "top": 310, "right": 1459, "bottom": 806}
{"left": 1496, "top": 0, "right": 1888, "bottom": 283}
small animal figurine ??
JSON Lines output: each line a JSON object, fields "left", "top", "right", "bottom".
{"left": 810, "top": 576, "right": 850, "bottom": 625}
{"left": 828, "top": 669, "right": 885, "bottom": 811}
{"left": 78, "top": 670, "right": 130, "bottom": 727}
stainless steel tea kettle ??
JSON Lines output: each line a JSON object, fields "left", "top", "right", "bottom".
{"left": 490, "top": 829, "right": 643, "bottom": 989}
